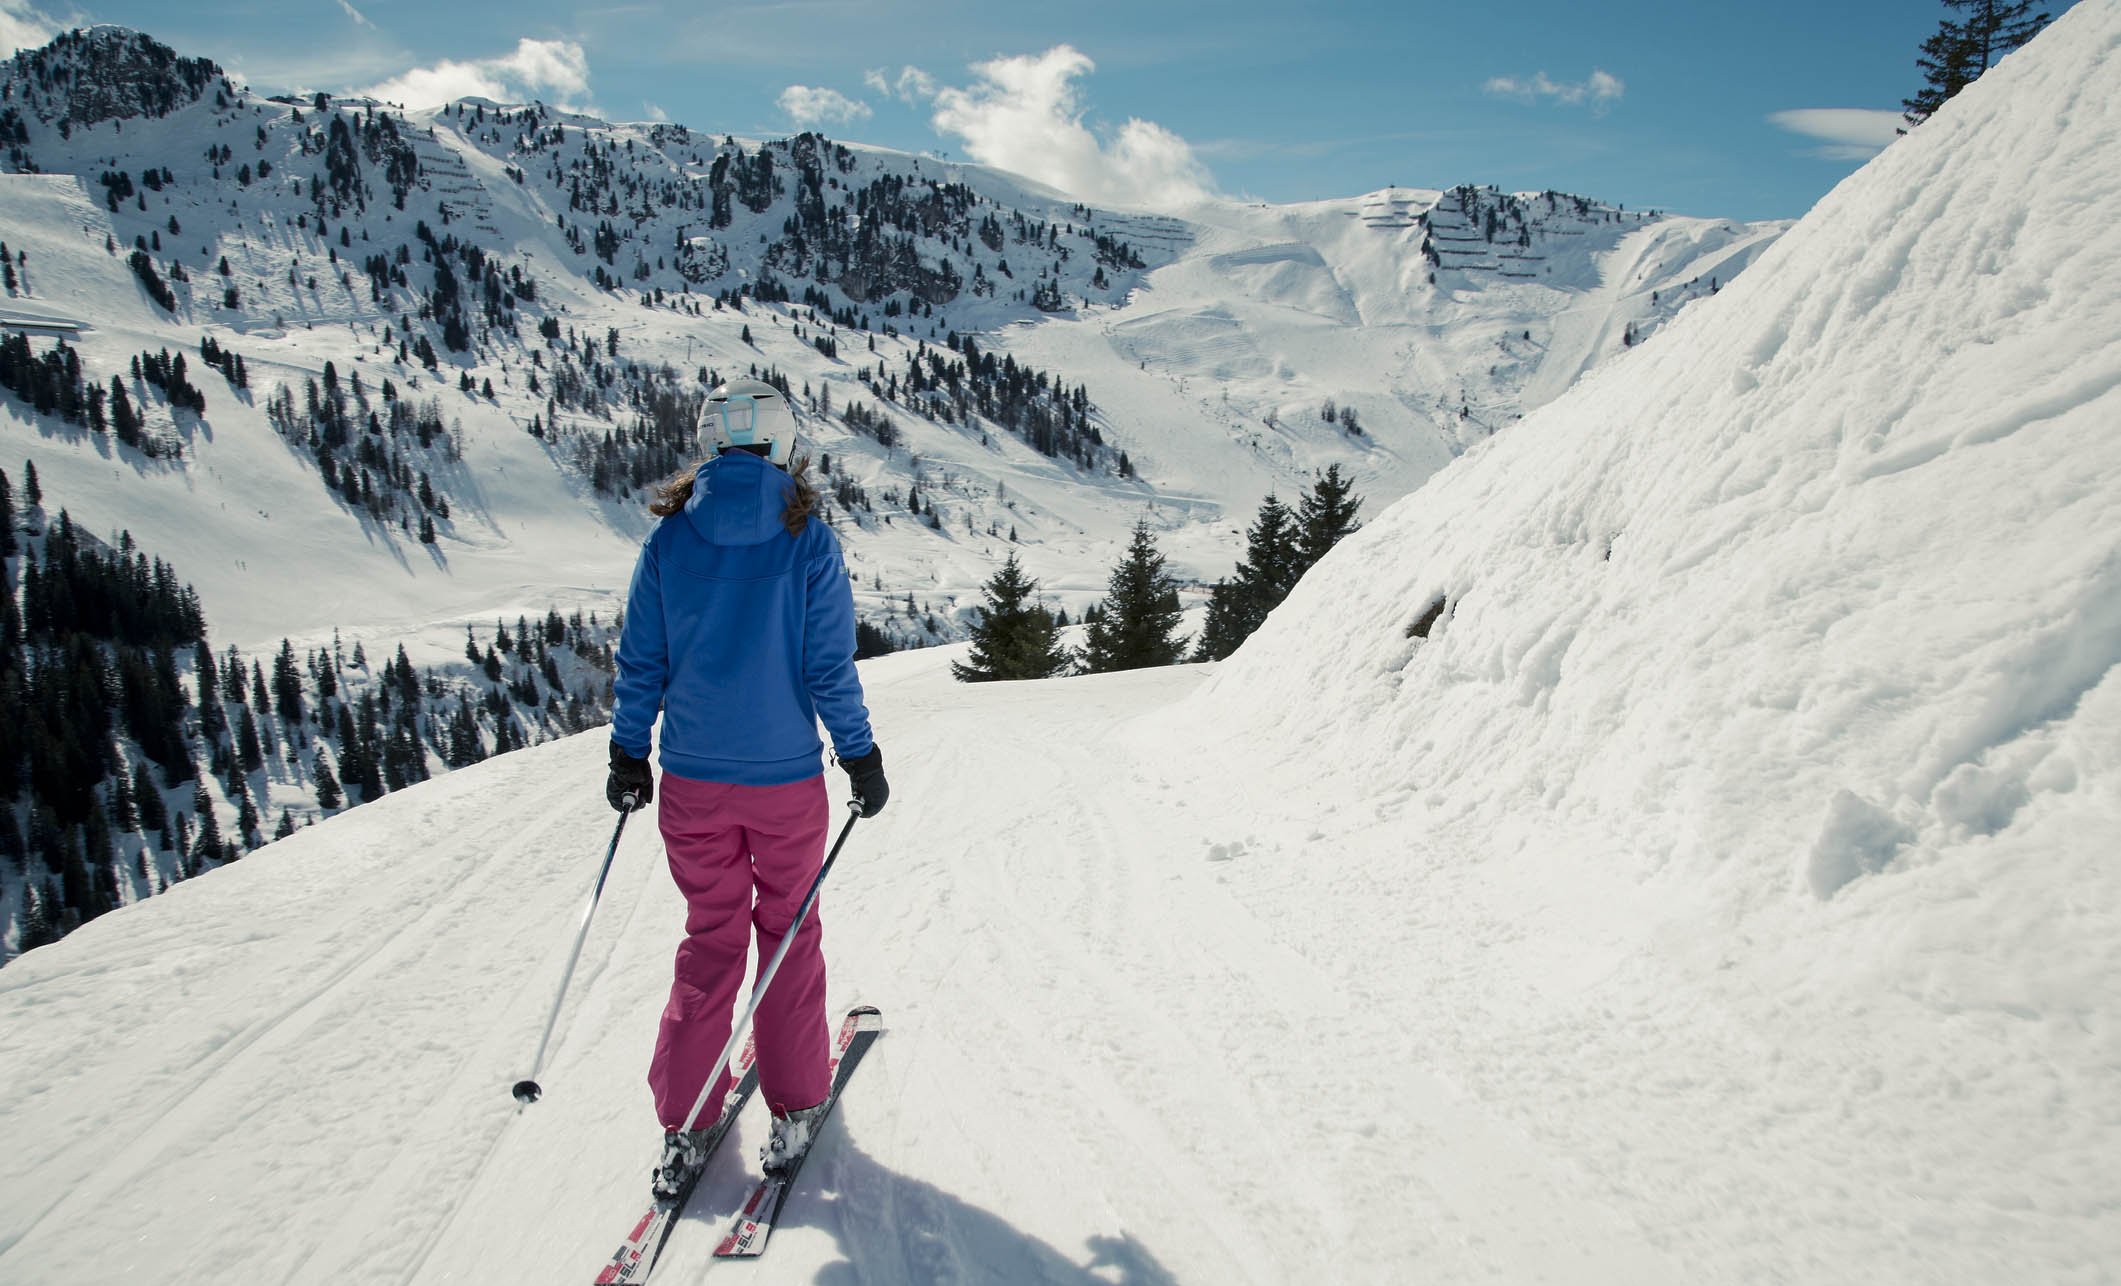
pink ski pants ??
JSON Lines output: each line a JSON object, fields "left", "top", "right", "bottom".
{"left": 649, "top": 771, "right": 832, "bottom": 1127}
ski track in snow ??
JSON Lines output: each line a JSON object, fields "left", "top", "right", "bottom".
{"left": 0, "top": 654, "right": 1713, "bottom": 1285}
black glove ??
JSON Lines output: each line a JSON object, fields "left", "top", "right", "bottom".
{"left": 607, "top": 742, "right": 654, "bottom": 812}
{"left": 840, "top": 745, "right": 888, "bottom": 818}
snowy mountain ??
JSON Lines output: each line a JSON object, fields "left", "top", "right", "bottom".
{"left": 1, "top": 24, "right": 1785, "bottom": 656}
{"left": 0, "top": 24, "right": 1787, "bottom": 949}
{"left": 6, "top": 3, "right": 2119, "bottom": 1283}
{"left": 3, "top": 2, "right": 2115, "bottom": 1281}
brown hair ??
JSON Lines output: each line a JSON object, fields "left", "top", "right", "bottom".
{"left": 651, "top": 453, "right": 817, "bottom": 536}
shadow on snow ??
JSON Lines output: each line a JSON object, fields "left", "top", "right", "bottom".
{"left": 685, "top": 1137, "right": 1179, "bottom": 1285}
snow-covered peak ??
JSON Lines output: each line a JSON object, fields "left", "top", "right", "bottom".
{"left": 1, "top": 27, "right": 225, "bottom": 128}
{"left": 0, "top": 21, "right": 1786, "bottom": 662}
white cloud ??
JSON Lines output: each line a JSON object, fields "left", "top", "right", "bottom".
{"left": 864, "top": 65, "right": 938, "bottom": 105}
{"left": 642, "top": 101, "right": 669, "bottom": 123}
{"left": 335, "top": 0, "right": 377, "bottom": 31}
{"left": 1768, "top": 108, "right": 1904, "bottom": 160}
{"left": 928, "top": 45, "right": 1216, "bottom": 211}
{"left": 1484, "top": 68, "right": 1626, "bottom": 114}
{"left": 777, "top": 84, "right": 872, "bottom": 127}
{"left": 1, "top": 0, "right": 60, "bottom": 57}
{"left": 359, "top": 38, "right": 592, "bottom": 111}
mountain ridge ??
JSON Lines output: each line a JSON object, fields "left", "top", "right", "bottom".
{"left": 3, "top": 20, "right": 1778, "bottom": 949}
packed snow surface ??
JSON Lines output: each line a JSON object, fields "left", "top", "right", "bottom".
{"left": 4, "top": 4, "right": 2121, "bottom": 1284}
{"left": 1189, "top": 2, "right": 2121, "bottom": 1278}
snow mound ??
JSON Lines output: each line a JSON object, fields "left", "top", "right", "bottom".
{"left": 1179, "top": 5, "right": 2121, "bottom": 1273}
{"left": 1203, "top": 0, "right": 2121, "bottom": 903}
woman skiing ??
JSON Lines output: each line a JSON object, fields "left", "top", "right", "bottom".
{"left": 607, "top": 377, "right": 888, "bottom": 1199}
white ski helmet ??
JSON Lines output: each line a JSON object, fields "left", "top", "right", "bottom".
{"left": 700, "top": 378, "right": 798, "bottom": 467}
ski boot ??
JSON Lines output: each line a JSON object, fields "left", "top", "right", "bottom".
{"left": 652, "top": 1126, "right": 710, "bottom": 1201}
{"left": 760, "top": 1103, "right": 830, "bottom": 1175}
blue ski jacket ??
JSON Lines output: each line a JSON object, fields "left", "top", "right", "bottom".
{"left": 611, "top": 451, "right": 873, "bottom": 785}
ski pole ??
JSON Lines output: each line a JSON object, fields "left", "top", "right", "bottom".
{"left": 513, "top": 797, "right": 639, "bottom": 1105}
{"left": 677, "top": 798, "right": 862, "bottom": 1134}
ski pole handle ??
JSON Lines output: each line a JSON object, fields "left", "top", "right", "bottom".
{"left": 513, "top": 803, "right": 635, "bottom": 1105}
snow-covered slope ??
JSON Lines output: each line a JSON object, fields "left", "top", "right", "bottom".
{"left": 0, "top": 171, "right": 646, "bottom": 650}
{"left": 0, "top": 27, "right": 1780, "bottom": 958}
{"left": 1180, "top": 1, "right": 2121, "bottom": 1277}
{"left": 9, "top": 9, "right": 2115, "bottom": 1286}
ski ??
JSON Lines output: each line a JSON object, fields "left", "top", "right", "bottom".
{"left": 713, "top": 1005, "right": 884, "bottom": 1260}
{"left": 591, "top": 1037, "right": 759, "bottom": 1285}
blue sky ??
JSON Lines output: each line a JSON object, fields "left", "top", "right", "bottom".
{"left": 0, "top": 0, "right": 2082, "bottom": 220}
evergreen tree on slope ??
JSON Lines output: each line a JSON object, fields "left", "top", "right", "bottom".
{"left": 1080, "top": 518, "right": 1186, "bottom": 674}
{"left": 952, "top": 551, "right": 1070, "bottom": 682}
{"left": 1903, "top": 0, "right": 2051, "bottom": 127}
{"left": 1195, "top": 467, "right": 1365, "bottom": 662}
{"left": 1194, "top": 493, "right": 1300, "bottom": 662}
{"left": 1294, "top": 464, "right": 1364, "bottom": 577}
{"left": 191, "top": 779, "right": 223, "bottom": 864}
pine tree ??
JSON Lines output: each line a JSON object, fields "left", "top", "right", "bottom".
{"left": 235, "top": 782, "right": 260, "bottom": 848}
{"left": 1193, "top": 493, "right": 1301, "bottom": 663}
{"left": 195, "top": 640, "right": 227, "bottom": 763}
{"left": 273, "top": 638, "right": 305, "bottom": 723}
{"left": 1294, "top": 464, "right": 1364, "bottom": 576}
{"left": 18, "top": 882, "right": 55, "bottom": 949}
{"left": 1079, "top": 518, "right": 1186, "bottom": 674}
{"left": 0, "top": 465, "right": 14, "bottom": 556}
{"left": 314, "top": 753, "right": 344, "bottom": 809}
{"left": 1903, "top": 0, "right": 2051, "bottom": 126}
{"left": 237, "top": 705, "right": 264, "bottom": 772}
{"left": 222, "top": 645, "right": 248, "bottom": 705}
{"left": 952, "top": 552, "right": 1070, "bottom": 682}
{"left": 388, "top": 723, "right": 428, "bottom": 787}
{"left": 109, "top": 378, "right": 140, "bottom": 446}
{"left": 191, "top": 779, "right": 223, "bottom": 864}
{"left": 111, "top": 755, "right": 140, "bottom": 830}
{"left": 446, "top": 693, "right": 486, "bottom": 766}
{"left": 57, "top": 825, "right": 97, "bottom": 925}
{"left": 351, "top": 697, "right": 385, "bottom": 800}
{"left": 133, "top": 762, "right": 168, "bottom": 832}
{"left": 83, "top": 804, "right": 118, "bottom": 903}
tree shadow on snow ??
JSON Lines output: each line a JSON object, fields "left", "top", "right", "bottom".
{"left": 778, "top": 1138, "right": 1180, "bottom": 1286}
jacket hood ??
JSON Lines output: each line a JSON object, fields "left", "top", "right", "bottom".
{"left": 683, "top": 452, "right": 794, "bottom": 546}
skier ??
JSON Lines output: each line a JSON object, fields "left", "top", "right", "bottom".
{"left": 607, "top": 377, "right": 889, "bottom": 1200}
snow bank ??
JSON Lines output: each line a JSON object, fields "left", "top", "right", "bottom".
{"left": 1202, "top": 0, "right": 2121, "bottom": 910}
{"left": 1176, "top": 3, "right": 2121, "bottom": 1275}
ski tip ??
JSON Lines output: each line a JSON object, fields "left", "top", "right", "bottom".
{"left": 714, "top": 1223, "right": 769, "bottom": 1259}
{"left": 847, "top": 1004, "right": 882, "bottom": 1030}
